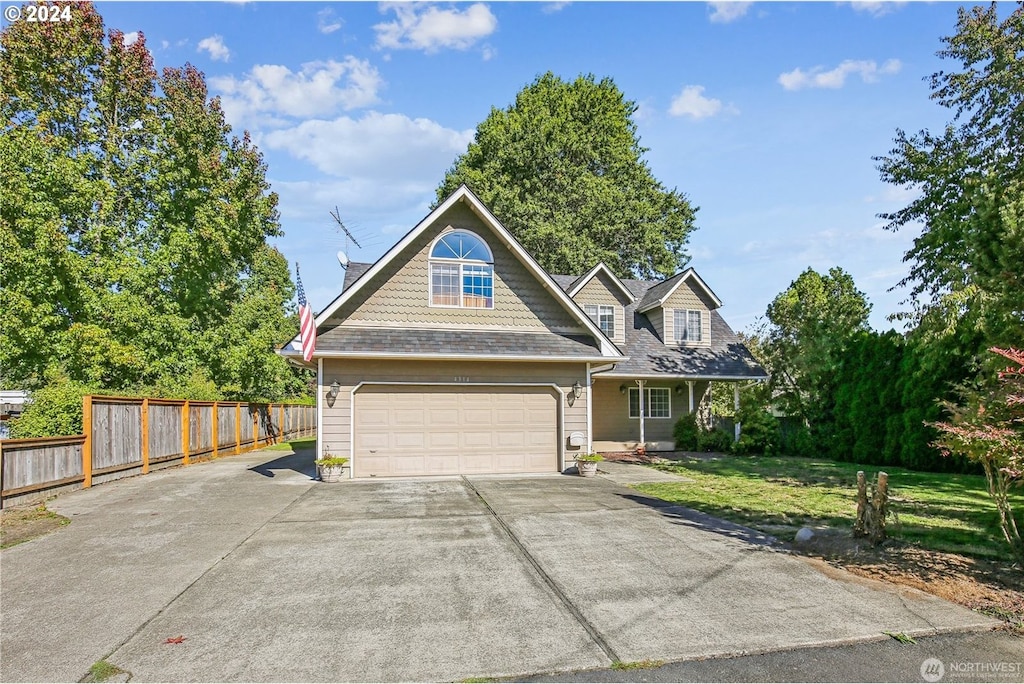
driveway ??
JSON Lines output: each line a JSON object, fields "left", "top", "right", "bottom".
{"left": 0, "top": 448, "right": 997, "bottom": 682}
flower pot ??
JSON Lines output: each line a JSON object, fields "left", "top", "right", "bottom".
{"left": 577, "top": 460, "right": 599, "bottom": 477}
{"left": 319, "top": 464, "right": 347, "bottom": 483}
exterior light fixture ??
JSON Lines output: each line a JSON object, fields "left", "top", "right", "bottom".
{"left": 327, "top": 380, "right": 341, "bottom": 399}
{"left": 619, "top": 384, "right": 627, "bottom": 395}
{"left": 572, "top": 381, "right": 583, "bottom": 399}
{"left": 675, "top": 385, "right": 685, "bottom": 395}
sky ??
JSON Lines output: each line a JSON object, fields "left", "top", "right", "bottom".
{"left": 82, "top": 0, "right": 1001, "bottom": 333}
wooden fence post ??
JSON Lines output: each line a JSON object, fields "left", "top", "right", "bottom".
{"left": 182, "top": 400, "right": 190, "bottom": 466}
{"left": 212, "top": 401, "right": 219, "bottom": 458}
{"left": 253, "top": 407, "right": 259, "bottom": 450}
{"left": 141, "top": 398, "right": 150, "bottom": 474}
{"left": 82, "top": 395, "right": 93, "bottom": 488}
{"left": 235, "top": 403, "right": 241, "bottom": 454}
{"left": 279, "top": 403, "right": 285, "bottom": 442}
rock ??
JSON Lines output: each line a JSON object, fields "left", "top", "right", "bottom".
{"left": 795, "top": 527, "right": 815, "bottom": 543}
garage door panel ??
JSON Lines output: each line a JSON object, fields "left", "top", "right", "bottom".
{"left": 463, "top": 431, "right": 493, "bottom": 448}
{"left": 428, "top": 432, "right": 459, "bottom": 449}
{"left": 353, "top": 385, "right": 558, "bottom": 477}
{"left": 393, "top": 408, "right": 426, "bottom": 426}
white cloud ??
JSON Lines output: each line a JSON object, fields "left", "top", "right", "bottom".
{"left": 707, "top": 2, "right": 752, "bottom": 23}
{"left": 197, "top": 35, "right": 230, "bottom": 62}
{"left": 211, "top": 58, "right": 383, "bottom": 125}
{"left": 317, "top": 8, "right": 343, "bottom": 34}
{"left": 374, "top": 3, "right": 498, "bottom": 53}
{"left": 122, "top": 31, "right": 139, "bottom": 46}
{"left": 847, "top": 2, "right": 906, "bottom": 17}
{"left": 669, "top": 85, "right": 724, "bottom": 120}
{"left": 778, "top": 58, "right": 901, "bottom": 90}
{"left": 542, "top": 2, "right": 571, "bottom": 13}
{"left": 264, "top": 112, "right": 474, "bottom": 182}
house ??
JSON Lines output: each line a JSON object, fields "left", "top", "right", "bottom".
{"left": 280, "top": 185, "right": 766, "bottom": 478}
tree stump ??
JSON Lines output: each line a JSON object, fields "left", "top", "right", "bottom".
{"left": 854, "top": 470, "right": 889, "bottom": 545}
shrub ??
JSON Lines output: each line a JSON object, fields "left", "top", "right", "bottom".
{"left": 673, "top": 413, "right": 700, "bottom": 450}
{"left": 9, "top": 379, "right": 97, "bottom": 438}
{"left": 697, "top": 428, "right": 734, "bottom": 453}
{"left": 733, "top": 405, "right": 780, "bottom": 455}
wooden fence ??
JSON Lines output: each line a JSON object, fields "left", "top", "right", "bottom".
{"left": 0, "top": 396, "right": 316, "bottom": 508}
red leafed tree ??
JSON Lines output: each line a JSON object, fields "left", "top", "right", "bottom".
{"left": 932, "top": 348, "right": 1024, "bottom": 567}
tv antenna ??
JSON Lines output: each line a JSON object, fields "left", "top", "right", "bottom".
{"left": 331, "top": 206, "right": 361, "bottom": 269}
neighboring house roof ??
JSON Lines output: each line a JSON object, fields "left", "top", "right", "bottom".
{"left": 565, "top": 262, "right": 635, "bottom": 303}
{"left": 636, "top": 267, "right": 722, "bottom": 312}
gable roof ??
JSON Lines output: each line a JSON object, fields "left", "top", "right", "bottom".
{"left": 553, "top": 271, "right": 767, "bottom": 380}
{"left": 636, "top": 267, "right": 723, "bottom": 312}
{"left": 565, "top": 262, "right": 636, "bottom": 303}
{"left": 283, "top": 185, "right": 624, "bottom": 359}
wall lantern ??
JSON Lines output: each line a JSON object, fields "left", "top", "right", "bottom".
{"left": 619, "top": 384, "right": 628, "bottom": 395}
{"left": 327, "top": 380, "right": 341, "bottom": 400}
{"left": 675, "top": 384, "right": 686, "bottom": 395}
{"left": 572, "top": 381, "right": 583, "bottom": 399}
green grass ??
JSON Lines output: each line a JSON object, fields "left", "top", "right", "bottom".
{"left": 264, "top": 436, "right": 316, "bottom": 452}
{"left": 86, "top": 660, "right": 125, "bottom": 682}
{"left": 634, "top": 455, "right": 1021, "bottom": 559}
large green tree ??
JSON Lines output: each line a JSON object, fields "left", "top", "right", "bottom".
{"left": 0, "top": 2, "right": 307, "bottom": 422}
{"left": 437, "top": 72, "right": 697, "bottom": 279}
{"left": 756, "top": 267, "right": 872, "bottom": 428}
{"left": 876, "top": 3, "right": 1023, "bottom": 364}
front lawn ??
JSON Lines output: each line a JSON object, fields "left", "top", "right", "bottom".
{"left": 635, "top": 454, "right": 1022, "bottom": 560}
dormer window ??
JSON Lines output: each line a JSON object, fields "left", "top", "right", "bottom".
{"left": 429, "top": 230, "right": 494, "bottom": 308}
{"left": 585, "top": 305, "right": 615, "bottom": 337}
{"left": 674, "top": 309, "right": 703, "bottom": 343}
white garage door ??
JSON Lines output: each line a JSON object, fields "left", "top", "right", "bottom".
{"left": 353, "top": 385, "right": 559, "bottom": 477}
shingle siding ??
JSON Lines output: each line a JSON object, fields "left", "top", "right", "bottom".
{"left": 327, "top": 203, "right": 581, "bottom": 332}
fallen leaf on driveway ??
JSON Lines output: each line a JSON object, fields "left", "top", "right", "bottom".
{"left": 163, "top": 635, "right": 186, "bottom": 644}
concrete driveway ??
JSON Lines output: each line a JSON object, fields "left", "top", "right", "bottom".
{"left": 0, "top": 447, "right": 997, "bottom": 682}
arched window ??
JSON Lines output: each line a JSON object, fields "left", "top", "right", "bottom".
{"left": 429, "top": 230, "right": 494, "bottom": 308}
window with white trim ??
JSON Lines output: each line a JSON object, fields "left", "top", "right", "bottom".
{"left": 584, "top": 304, "right": 615, "bottom": 337}
{"left": 673, "top": 309, "right": 703, "bottom": 343}
{"left": 429, "top": 230, "right": 494, "bottom": 308}
{"left": 628, "top": 387, "right": 671, "bottom": 418}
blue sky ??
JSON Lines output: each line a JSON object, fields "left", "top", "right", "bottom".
{"left": 89, "top": 1, "right": 995, "bottom": 333}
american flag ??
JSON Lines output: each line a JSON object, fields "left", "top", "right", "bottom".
{"left": 296, "top": 263, "right": 316, "bottom": 362}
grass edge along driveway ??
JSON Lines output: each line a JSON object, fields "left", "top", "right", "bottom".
{"left": 632, "top": 454, "right": 1021, "bottom": 560}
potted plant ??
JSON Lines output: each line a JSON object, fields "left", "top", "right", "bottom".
{"left": 575, "top": 453, "right": 603, "bottom": 478}
{"left": 315, "top": 456, "right": 349, "bottom": 483}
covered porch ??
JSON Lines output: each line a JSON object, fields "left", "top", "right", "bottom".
{"left": 590, "top": 376, "right": 743, "bottom": 452}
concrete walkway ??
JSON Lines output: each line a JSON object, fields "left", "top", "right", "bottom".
{"left": 0, "top": 447, "right": 999, "bottom": 682}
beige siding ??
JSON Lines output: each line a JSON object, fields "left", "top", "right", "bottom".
{"left": 650, "top": 307, "right": 666, "bottom": 342}
{"left": 573, "top": 273, "right": 627, "bottom": 345}
{"left": 663, "top": 280, "right": 714, "bottom": 347}
{"left": 329, "top": 203, "right": 581, "bottom": 332}
{"left": 591, "top": 379, "right": 708, "bottom": 444}
{"left": 320, "top": 359, "right": 589, "bottom": 473}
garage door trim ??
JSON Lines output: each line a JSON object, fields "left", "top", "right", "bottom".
{"left": 349, "top": 381, "right": 565, "bottom": 478}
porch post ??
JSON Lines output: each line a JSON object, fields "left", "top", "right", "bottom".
{"left": 637, "top": 379, "right": 645, "bottom": 447}
{"left": 734, "top": 384, "right": 742, "bottom": 442}
{"left": 687, "top": 381, "right": 695, "bottom": 414}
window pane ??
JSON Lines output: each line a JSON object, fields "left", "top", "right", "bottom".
{"left": 585, "top": 305, "right": 599, "bottom": 326}
{"left": 461, "top": 264, "right": 493, "bottom": 308}
{"left": 599, "top": 305, "right": 614, "bottom": 336}
{"left": 431, "top": 231, "right": 493, "bottom": 262}
{"left": 431, "top": 264, "right": 460, "bottom": 306}
{"left": 674, "top": 310, "right": 686, "bottom": 342}
{"left": 688, "top": 311, "right": 702, "bottom": 341}
{"left": 628, "top": 388, "right": 639, "bottom": 418}
{"left": 648, "top": 388, "right": 670, "bottom": 418}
